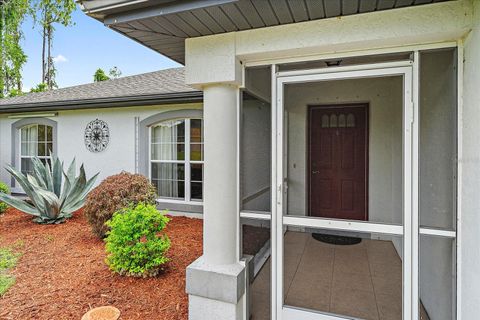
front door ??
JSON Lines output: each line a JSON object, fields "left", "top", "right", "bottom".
{"left": 308, "top": 105, "right": 368, "bottom": 220}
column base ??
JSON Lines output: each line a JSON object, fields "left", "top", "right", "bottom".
{"left": 188, "top": 294, "right": 246, "bottom": 320}
{"left": 186, "top": 256, "right": 248, "bottom": 320}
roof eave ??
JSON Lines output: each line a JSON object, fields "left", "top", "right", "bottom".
{"left": 0, "top": 91, "right": 203, "bottom": 114}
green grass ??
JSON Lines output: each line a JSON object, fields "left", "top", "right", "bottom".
{"left": 0, "top": 248, "right": 19, "bottom": 270}
{"left": 0, "top": 274, "right": 15, "bottom": 296}
{"left": 0, "top": 247, "right": 20, "bottom": 296}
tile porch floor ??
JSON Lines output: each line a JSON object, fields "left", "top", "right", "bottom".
{"left": 250, "top": 231, "right": 403, "bottom": 320}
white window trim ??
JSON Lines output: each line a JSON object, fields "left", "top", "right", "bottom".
{"left": 148, "top": 118, "right": 204, "bottom": 205}
{"left": 19, "top": 123, "right": 54, "bottom": 175}
{"left": 11, "top": 117, "right": 57, "bottom": 193}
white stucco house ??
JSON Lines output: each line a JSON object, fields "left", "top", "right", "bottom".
{"left": 1, "top": 0, "right": 479, "bottom": 319}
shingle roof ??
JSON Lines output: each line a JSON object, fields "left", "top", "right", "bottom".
{"left": 0, "top": 67, "right": 201, "bottom": 112}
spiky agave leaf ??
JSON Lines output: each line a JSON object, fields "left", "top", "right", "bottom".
{"left": 31, "top": 157, "right": 48, "bottom": 188}
{"left": 44, "top": 161, "right": 54, "bottom": 193}
{"left": 5, "top": 165, "right": 45, "bottom": 213}
{"left": 62, "top": 172, "right": 98, "bottom": 214}
{"left": 65, "top": 158, "right": 76, "bottom": 185}
{"left": 51, "top": 153, "right": 63, "bottom": 197}
{"left": 61, "top": 168, "right": 86, "bottom": 209}
{"left": 0, "top": 192, "right": 39, "bottom": 216}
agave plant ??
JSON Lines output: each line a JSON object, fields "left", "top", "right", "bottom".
{"left": 0, "top": 155, "right": 99, "bottom": 224}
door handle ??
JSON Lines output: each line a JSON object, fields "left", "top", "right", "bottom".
{"left": 312, "top": 170, "right": 320, "bottom": 174}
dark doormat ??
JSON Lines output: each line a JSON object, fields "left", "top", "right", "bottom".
{"left": 312, "top": 233, "right": 362, "bottom": 245}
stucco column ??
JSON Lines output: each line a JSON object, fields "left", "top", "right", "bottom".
{"left": 202, "top": 84, "right": 238, "bottom": 265}
{"left": 186, "top": 83, "right": 246, "bottom": 320}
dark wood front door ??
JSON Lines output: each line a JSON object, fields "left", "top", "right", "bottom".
{"left": 308, "top": 105, "right": 368, "bottom": 221}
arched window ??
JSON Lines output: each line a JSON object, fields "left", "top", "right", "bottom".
{"left": 338, "top": 114, "right": 346, "bottom": 127}
{"left": 321, "top": 114, "right": 329, "bottom": 128}
{"left": 149, "top": 117, "right": 203, "bottom": 202}
{"left": 139, "top": 110, "right": 203, "bottom": 209}
{"left": 330, "top": 114, "right": 338, "bottom": 128}
{"left": 347, "top": 113, "right": 356, "bottom": 127}
{"left": 12, "top": 118, "right": 57, "bottom": 190}
{"left": 20, "top": 124, "right": 54, "bottom": 175}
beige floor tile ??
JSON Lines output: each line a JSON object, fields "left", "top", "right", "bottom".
{"left": 284, "top": 255, "right": 302, "bottom": 280}
{"left": 304, "top": 240, "right": 336, "bottom": 257}
{"left": 335, "top": 246, "right": 369, "bottom": 261}
{"left": 284, "top": 231, "right": 308, "bottom": 245}
{"left": 367, "top": 245, "right": 402, "bottom": 265}
{"left": 330, "top": 286, "right": 380, "bottom": 320}
{"left": 333, "top": 269, "right": 374, "bottom": 292}
{"left": 297, "top": 249, "right": 334, "bottom": 280}
{"left": 365, "top": 239, "right": 396, "bottom": 251}
{"left": 252, "top": 268, "right": 271, "bottom": 295}
{"left": 334, "top": 254, "right": 371, "bottom": 275}
{"left": 370, "top": 261, "right": 402, "bottom": 279}
{"left": 251, "top": 291, "right": 271, "bottom": 320}
{"left": 376, "top": 293, "right": 402, "bottom": 320}
{"left": 335, "top": 240, "right": 366, "bottom": 250}
{"left": 372, "top": 276, "right": 402, "bottom": 298}
{"left": 285, "top": 274, "right": 331, "bottom": 312}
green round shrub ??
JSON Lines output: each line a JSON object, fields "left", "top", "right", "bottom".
{"left": 84, "top": 172, "right": 157, "bottom": 238}
{"left": 105, "top": 203, "right": 170, "bottom": 277}
{"left": 0, "top": 182, "right": 10, "bottom": 214}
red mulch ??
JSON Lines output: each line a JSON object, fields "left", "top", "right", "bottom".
{"left": 0, "top": 208, "right": 203, "bottom": 320}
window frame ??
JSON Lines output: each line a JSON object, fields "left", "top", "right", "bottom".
{"left": 19, "top": 123, "right": 54, "bottom": 175}
{"left": 140, "top": 110, "right": 205, "bottom": 214}
{"left": 11, "top": 117, "right": 57, "bottom": 192}
{"left": 147, "top": 116, "right": 204, "bottom": 205}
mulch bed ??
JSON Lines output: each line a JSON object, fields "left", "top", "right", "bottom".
{"left": 0, "top": 208, "right": 202, "bottom": 320}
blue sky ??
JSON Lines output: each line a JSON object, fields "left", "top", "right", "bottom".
{"left": 21, "top": 6, "right": 181, "bottom": 91}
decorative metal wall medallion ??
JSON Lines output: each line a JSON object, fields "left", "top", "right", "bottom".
{"left": 84, "top": 119, "right": 110, "bottom": 152}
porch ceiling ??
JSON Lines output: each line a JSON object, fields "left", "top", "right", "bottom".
{"left": 80, "top": 0, "right": 452, "bottom": 64}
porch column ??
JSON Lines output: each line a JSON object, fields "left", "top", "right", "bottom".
{"left": 203, "top": 84, "right": 238, "bottom": 265}
{"left": 186, "top": 83, "right": 246, "bottom": 320}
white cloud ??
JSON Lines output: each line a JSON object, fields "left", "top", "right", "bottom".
{"left": 53, "top": 54, "right": 68, "bottom": 63}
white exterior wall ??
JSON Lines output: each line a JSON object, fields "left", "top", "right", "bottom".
{"left": 0, "top": 103, "right": 202, "bottom": 189}
{"left": 460, "top": 0, "right": 480, "bottom": 318}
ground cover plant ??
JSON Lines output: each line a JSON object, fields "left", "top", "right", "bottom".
{"left": 0, "top": 156, "right": 98, "bottom": 224}
{"left": 0, "top": 246, "right": 20, "bottom": 296}
{"left": 84, "top": 172, "right": 156, "bottom": 238}
{"left": 0, "top": 182, "right": 9, "bottom": 214}
{"left": 105, "top": 203, "right": 171, "bottom": 277}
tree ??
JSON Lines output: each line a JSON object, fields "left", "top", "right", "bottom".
{"left": 0, "top": 0, "right": 30, "bottom": 98}
{"left": 33, "top": 0, "right": 75, "bottom": 90}
{"left": 93, "top": 68, "right": 110, "bottom": 82}
{"left": 109, "top": 66, "right": 122, "bottom": 79}
{"left": 8, "top": 88, "right": 22, "bottom": 97}
{"left": 30, "top": 82, "right": 47, "bottom": 93}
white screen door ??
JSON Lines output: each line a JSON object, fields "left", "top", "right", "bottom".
{"left": 272, "top": 64, "right": 414, "bottom": 320}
